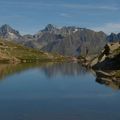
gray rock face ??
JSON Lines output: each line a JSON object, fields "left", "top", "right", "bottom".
{"left": 0, "top": 24, "right": 108, "bottom": 56}
{"left": 0, "top": 24, "right": 22, "bottom": 41}
{"left": 107, "top": 33, "right": 120, "bottom": 42}
{"left": 34, "top": 25, "right": 107, "bottom": 56}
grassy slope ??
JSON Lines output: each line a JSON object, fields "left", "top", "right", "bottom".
{"left": 0, "top": 38, "right": 66, "bottom": 63}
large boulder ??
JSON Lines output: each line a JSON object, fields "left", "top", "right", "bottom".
{"left": 90, "top": 42, "right": 120, "bottom": 70}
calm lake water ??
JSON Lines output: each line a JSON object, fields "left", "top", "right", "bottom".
{"left": 0, "top": 62, "right": 120, "bottom": 120}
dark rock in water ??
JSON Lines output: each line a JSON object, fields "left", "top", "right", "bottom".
{"left": 95, "top": 70, "right": 120, "bottom": 89}
{"left": 96, "top": 70, "right": 114, "bottom": 78}
{"left": 96, "top": 77, "right": 120, "bottom": 90}
{"left": 96, "top": 77, "right": 112, "bottom": 85}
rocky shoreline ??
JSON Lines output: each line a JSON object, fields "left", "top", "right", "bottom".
{"left": 78, "top": 42, "right": 120, "bottom": 86}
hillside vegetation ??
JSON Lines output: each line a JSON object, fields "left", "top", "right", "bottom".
{"left": 0, "top": 38, "right": 66, "bottom": 63}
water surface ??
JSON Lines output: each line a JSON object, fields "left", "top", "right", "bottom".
{"left": 0, "top": 62, "right": 120, "bottom": 120}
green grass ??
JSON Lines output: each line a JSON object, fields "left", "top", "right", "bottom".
{"left": 0, "top": 38, "right": 67, "bottom": 63}
{"left": 114, "top": 70, "right": 120, "bottom": 78}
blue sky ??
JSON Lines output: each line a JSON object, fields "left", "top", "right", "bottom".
{"left": 0, "top": 0, "right": 120, "bottom": 34}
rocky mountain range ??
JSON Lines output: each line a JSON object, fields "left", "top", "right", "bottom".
{"left": 107, "top": 33, "right": 120, "bottom": 42}
{"left": 0, "top": 24, "right": 119, "bottom": 56}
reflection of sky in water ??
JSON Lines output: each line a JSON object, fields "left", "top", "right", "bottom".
{"left": 0, "top": 63, "right": 120, "bottom": 120}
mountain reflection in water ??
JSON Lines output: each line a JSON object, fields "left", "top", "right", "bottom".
{"left": 0, "top": 62, "right": 88, "bottom": 80}
{"left": 40, "top": 63, "right": 88, "bottom": 78}
{"left": 0, "top": 62, "right": 120, "bottom": 90}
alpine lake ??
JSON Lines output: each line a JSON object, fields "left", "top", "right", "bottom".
{"left": 0, "top": 62, "right": 120, "bottom": 120}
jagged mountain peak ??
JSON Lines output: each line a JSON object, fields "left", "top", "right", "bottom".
{"left": 0, "top": 24, "right": 19, "bottom": 35}
{"left": 107, "top": 32, "right": 120, "bottom": 42}
{"left": 1, "top": 24, "right": 12, "bottom": 29}
{"left": 110, "top": 32, "right": 117, "bottom": 36}
{"left": 0, "top": 24, "right": 22, "bottom": 41}
{"left": 43, "top": 24, "right": 57, "bottom": 32}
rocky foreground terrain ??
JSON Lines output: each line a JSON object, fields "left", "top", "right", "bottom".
{"left": 89, "top": 42, "right": 120, "bottom": 69}
{"left": 85, "top": 42, "right": 120, "bottom": 87}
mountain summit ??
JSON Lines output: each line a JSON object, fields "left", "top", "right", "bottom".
{"left": 43, "top": 24, "right": 57, "bottom": 32}
{"left": 0, "top": 24, "right": 22, "bottom": 41}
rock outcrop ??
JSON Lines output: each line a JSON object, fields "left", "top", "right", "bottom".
{"left": 89, "top": 42, "right": 120, "bottom": 70}
{"left": 88, "top": 42, "right": 120, "bottom": 87}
